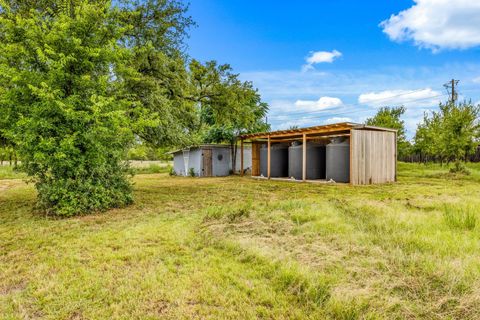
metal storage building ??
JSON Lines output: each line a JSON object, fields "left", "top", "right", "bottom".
{"left": 171, "top": 144, "right": 252, "bottom": 177}
{"left": 239, "top": 122, "right": 397, "bottom": 185}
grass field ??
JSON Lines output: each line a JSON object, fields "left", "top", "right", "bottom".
{"left": 1, "top": 163, "right": 480, "bottom": 319}
{"left": 0, "top": 165, "right": 26, "bottom": 180}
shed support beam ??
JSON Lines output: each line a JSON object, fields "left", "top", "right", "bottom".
{"left": 267, "top": 135, "right": 271, "bottom": 179}
{"left": 240, "top": 139, "right": 244, "bottom": 177}
{"left": 302, "top": 133, "right": 307, "bottom": 181}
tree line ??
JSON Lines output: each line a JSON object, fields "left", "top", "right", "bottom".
{"left": 366, "top": 100, "right": 480, "bottom": 166}
{"left": 0, "top": 0, "right": 268, "bottom": 216}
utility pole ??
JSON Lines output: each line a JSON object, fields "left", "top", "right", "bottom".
{"left": 444, "top": 79, "right": 459, "bottom": 103}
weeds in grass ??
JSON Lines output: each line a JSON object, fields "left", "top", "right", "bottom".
{"left": 273, "top": 265, "right": 331, "bottom": 307}
{"left": 443, "top": 205, "right": 477, "bottom": 231}
{"left": 203, "top": 201, "right": 252, "bottom": 222}
{"left": 203, "top": 205, "right": 225, "bottom": 221}
{"left": 204, "top": 239, "right": 331, "bottom": 310}
{"left": 449, "top": 161, "right": 471, "bottom": 175}
{"left": 131, "top": 164, "right": 170, "bottom": 175}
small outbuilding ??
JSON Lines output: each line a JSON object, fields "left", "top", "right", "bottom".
{"left": 239, "top": 122, "right": 397, "bottom": 185}
{"left": 170, "top": 144, "right": 252, "bottom": 177}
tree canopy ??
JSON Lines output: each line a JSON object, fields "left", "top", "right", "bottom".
{"left": 414, "top": 101, "right": 480, "bottom": 163}
{"left": 0, "top": 0, "right": 269, "bottom": 216}
{"left": 189, "top": 60, "right": 269, "bottom": 169}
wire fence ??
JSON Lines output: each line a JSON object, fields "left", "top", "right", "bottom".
{"left": 399, "top": 146, "right": 480, "bottom": 163}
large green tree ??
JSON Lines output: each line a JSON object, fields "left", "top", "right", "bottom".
{"left": 0, "top": 0, "right": 134, "bottom": 216}
{"left": 365, "top": 106, "right": 411, "bottom": 158}
{"left": 117, "top": 0, "right": 197, "bottom": 148}
{"left": 189, "top": 60, "right": 269, "bottom": 171}
{"left": 0, "top": 0, "right": 268, "bottom": 215}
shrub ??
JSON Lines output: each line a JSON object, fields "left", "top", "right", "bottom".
{"left": 168, "top": 166, "right": 176, "bottom": 176}
{"left": 188, "top": 168, "right": 196, "bottom": 177}
{"left": 227, "top": 206, "right": 251, "bottom": 222}
{"left": 203, "top": 206, "right": 226, "bottom": 221}
{"left": 203, "top": 202, "right": 252, "bottom": 222}
{"left": 449, "top": 161, "right": 470, "bottom": 175}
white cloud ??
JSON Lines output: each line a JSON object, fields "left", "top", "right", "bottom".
{"left": 323, "top": 117, "right": 352, "bottom": 124}
{"left": 276, "top": 118, "right": 314, "bottom": 130}
{"left": 358, "top": 88, "right": 443, "bottom": 107}
{"left": 381, "top": 0, "right": 480, "bottom": 51}
{"left": 303, "top": 50, "right": 342, "bottom": 71}
{"left": 240, "top": 64, "right": 480, "bottom": 138}
{"left": 294, "top": 96, "right": 343, "bottom": 111}
{"left": 473, "top": 77, "right": 480, "bottom": 84}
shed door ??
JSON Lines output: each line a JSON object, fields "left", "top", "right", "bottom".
{"left": 202, "top": 149, "right": 213, "bottom": 177}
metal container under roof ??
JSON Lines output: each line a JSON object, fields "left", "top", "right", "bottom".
{"left": 288, "top": 143, "right": 326, "bottom": 180}
{"left": 260, "top": 144, "right": 289, "bottom": 177}
{"left": 326, "top": 138, "right": 350, "bottom": 183}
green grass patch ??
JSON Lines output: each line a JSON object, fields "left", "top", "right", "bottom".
{"left": 443, "top": 204, "right": 477, "bottom": 231}
{"left": 1, "top": 163, "right": 480, "bottom": 319}
{"left": 131, "top": 164, "right": 172, "bottom": 175}
{"left": 0, "top": 165, "right": 25, "bottom": 180}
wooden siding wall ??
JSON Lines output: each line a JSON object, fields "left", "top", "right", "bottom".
{"left": 350, "top": 130, "right": 396, "bottom": 185}
{"left": 251, "top": 142, "right": 261, "bottom": 176}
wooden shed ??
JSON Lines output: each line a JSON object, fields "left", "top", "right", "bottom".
{"left": 238, "top": 122, "right": 397, "bottom": 185}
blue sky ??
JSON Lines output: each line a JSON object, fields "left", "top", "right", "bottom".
{"left": 186, "top": 0, "right": 480, "bottom": 138}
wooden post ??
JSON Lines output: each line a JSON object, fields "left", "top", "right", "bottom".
{"left": 302, "top": 133, "right": 307, "bottom": 181}
{"left": 394, "top": 131, "right": 397, "bottom": 182}
{"left": 267, "top": 135, "right": 271, "bottom": 179}
{"left": 349, "top": 129, "right": 353, "bottom": 186}
{"left": 240, "top": 139, "right": 244, "bottom": 177}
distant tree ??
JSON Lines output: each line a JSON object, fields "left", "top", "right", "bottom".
{"left": 414, "top": 101, "right": 480, "bottom": 164}
{"left": 365, "top": 106, "right": 411, "bottom": 158}
{"left": 413, "top": 112, "right": 442, "bottom": 162}
{"left": 190, "top": 60, "right": 269, "bottom": 171}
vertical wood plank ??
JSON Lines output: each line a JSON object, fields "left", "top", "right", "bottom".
{"left": 251, "top": 142, "right": 260, "bottom": 176}
{"left": 365, "top": 131, "right": 371, "bottom": 184}
{"left": 267, "top": 136, "right": 271, "bottom": 179}
{"left": 338, "top": 130, "right": 396, "bottom": 185}
{"left": 394, "top": 131, "right": 398, "bottom": 182}
{"left": 349, "top": 130, "right": 353, "bottom": 185}
{"left": 240, "top": 139, "right": 244, "bottom": 177}
{"left": 202, "top": 149, "right": 212, "bottom": 177}
{"left": 302, "top": 133, "right": 307, "bottom": 181}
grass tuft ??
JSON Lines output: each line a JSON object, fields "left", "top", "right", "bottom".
{"left": 203, "top": 201, "right": 252, "bottom": 222}
{"left": 443, "top": 204, "right": 477, "bottom": 231}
